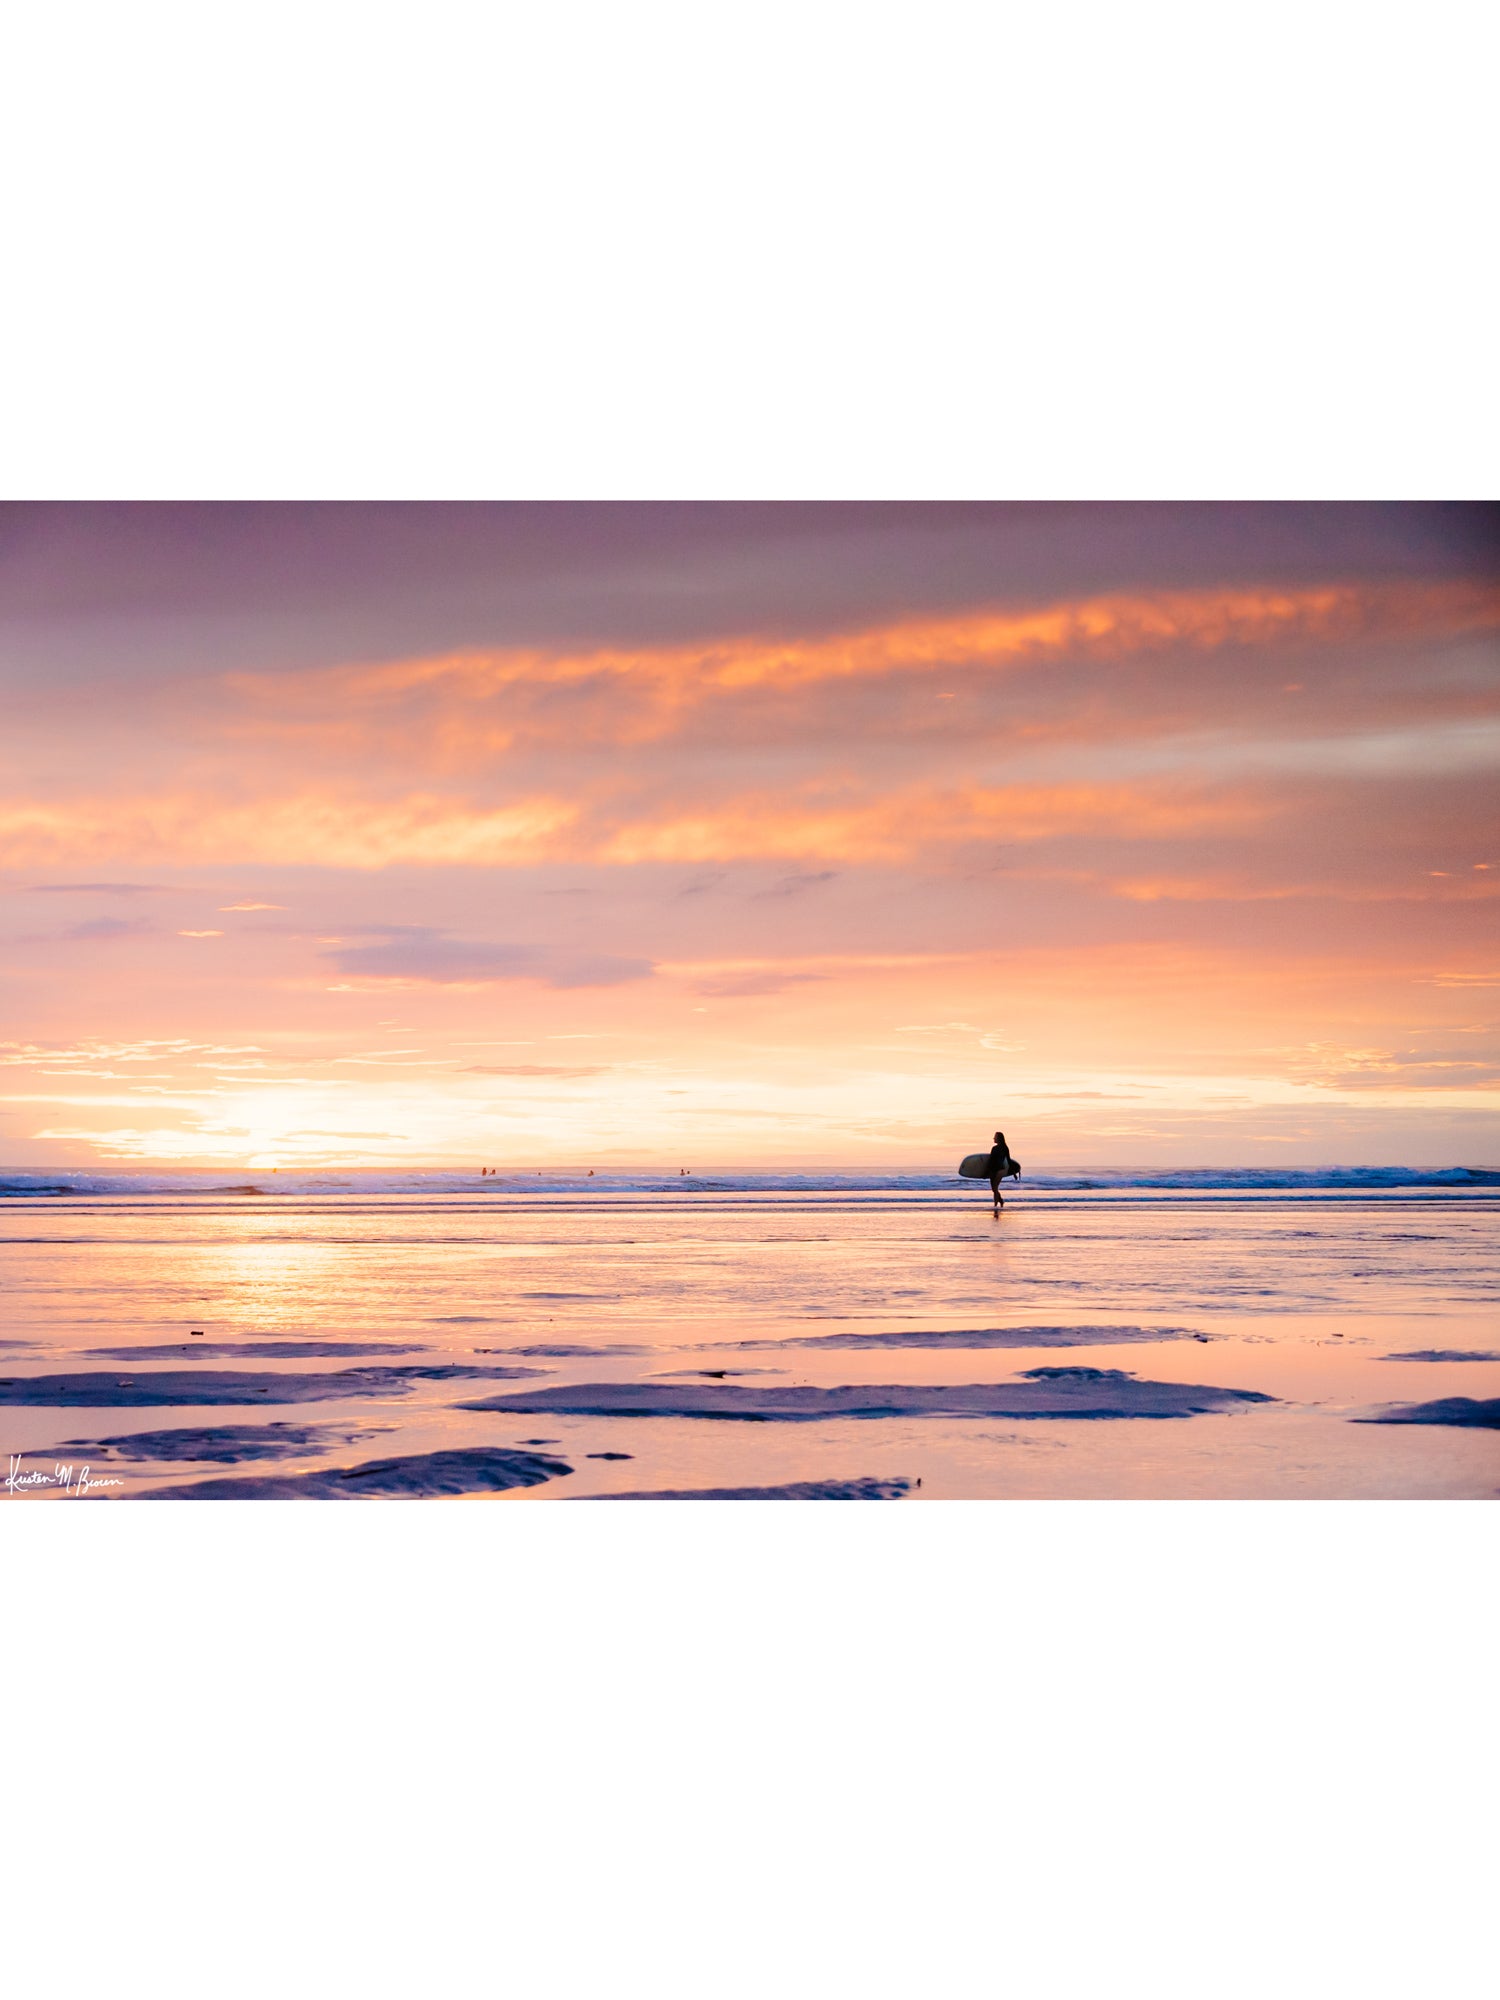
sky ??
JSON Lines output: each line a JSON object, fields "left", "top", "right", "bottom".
{"left": 1, "top": 501, "right": 1497, "bottom": 1174}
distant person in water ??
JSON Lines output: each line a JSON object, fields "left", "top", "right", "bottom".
{"left": 987, "top": 1130, "right": 1017, "bottom": 1213}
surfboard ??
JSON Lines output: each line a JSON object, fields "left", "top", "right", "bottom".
{"left": 959, "top": 1153, "right": 1020, "bottom": 1179}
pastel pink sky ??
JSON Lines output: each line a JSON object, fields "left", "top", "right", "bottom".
{"left": 2, "top": 502, "right": 1497, "bottom": 1172}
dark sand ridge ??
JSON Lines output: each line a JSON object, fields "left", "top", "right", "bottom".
{"left": 591, "top": 1476, "right": 913, "bottom": 1500}
{"left": 1357, "top": 1397, "right": 1500, "bottom": 1429}
{"left": 464, "top": 1366, "right": 1274, "bottom": 1422}
{"left": 652, "top": 1367, "right": 785, "bottom": 1378}
{"left": 0, "top": 1363, "right": 548, "bottom": 1407}
{"left": 455, "top": 1336, "right": 654, "bottom": 1356}
{"left": 717, "top": 1324, "right": 1211, "bottom": 1351}
{"left": 48, "top": 1422, "right": 392, "bottom": 1464}
{"left": 508, "top": 1343, "right": 651, "bottom": 1357}
{"left": 1378, "top": 1349, "right": 1500, "bottom": 1363}
{"left": 140, "top": 1446, "right": 573, "bottom": 1500}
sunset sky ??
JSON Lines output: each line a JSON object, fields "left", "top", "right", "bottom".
{"left": 2, "top": 501, "right": 1496, "bottom": 1173}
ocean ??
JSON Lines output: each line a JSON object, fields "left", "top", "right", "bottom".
{"left": 3, "top": 1169, "right": 1497, "bottom": 1498}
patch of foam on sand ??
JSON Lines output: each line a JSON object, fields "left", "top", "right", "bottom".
{"left": 465, "top": 1367, "right": 1272, "bottom": 1422}
{"left": 0, "top": 1363, "right": 549, "bottom": 1406}
{"left": 591, "top": 1476, "right": 913, "bottom": 1500}
{"left": 1357, "top": 1397, "right": 1500, "bottom": 1429}
{"left": 141, "top": 1445, "right": 574, "bottom": 1499}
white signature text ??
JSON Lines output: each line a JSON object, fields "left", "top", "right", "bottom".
{"left": 6, "top": 1454, "right": 123, "bottom": 1496}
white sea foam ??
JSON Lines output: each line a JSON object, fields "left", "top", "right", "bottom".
{"left": 1, "top": 1165, "right": 1495, "bottom": 1199}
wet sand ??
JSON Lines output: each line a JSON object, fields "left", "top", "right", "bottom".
{"left": 2, "top": 1181, "right": 1497, "bottom": 1497}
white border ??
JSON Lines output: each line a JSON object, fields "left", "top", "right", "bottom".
{"left": 3, "top": 3, "right": 1495, "bottom": 498}
{"left": 6, "top": 1500, "right": 1495, "bottom": 1992}
{"left": 2, "top": 5, "right": 1494, "bottom": 1984}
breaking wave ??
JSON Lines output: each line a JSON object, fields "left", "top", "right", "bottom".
{"left": 0, "top": 1165, "right": 1496, "bottom": 1199}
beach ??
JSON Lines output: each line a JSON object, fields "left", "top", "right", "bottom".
{"left": 3, "top": 1170, "right": 1496, "bottom": 1499}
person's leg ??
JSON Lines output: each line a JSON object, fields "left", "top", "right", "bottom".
{"left": 990, "top": 1173, "right": 1004, "bottom": 1213}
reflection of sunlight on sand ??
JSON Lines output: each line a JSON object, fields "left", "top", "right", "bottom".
{"left": 208, "top": 1239, "right": 349, "bottom": 1329}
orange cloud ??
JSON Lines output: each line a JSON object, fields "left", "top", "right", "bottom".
{"left": 600, "top": 783, "right": 1265, "bottom": 864}
{"left": 223, "top": 578, "right": 1500, "bottom": 755}
{"left": 305, "top": 577, "right": 1500, "bottom": 694}
{"left": 0, "top": 795, "right": 579, "bottom": 868}
{"left": 241, "top": 576, "right": 1500, "bottom": 716}
{"left": 0, "top": 780, "right": 1264, "bottom": 870}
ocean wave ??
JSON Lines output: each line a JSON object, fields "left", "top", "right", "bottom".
{"left": 1, "top": 1164, "right": 1495, "bottom": 1199}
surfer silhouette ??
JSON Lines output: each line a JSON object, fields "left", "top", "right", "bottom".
{"left": 987, "top": 1130, "right": 1016, "bottom": 1213}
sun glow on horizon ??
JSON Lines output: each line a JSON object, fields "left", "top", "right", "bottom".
{"left": 2, "top": 506, "right": 1496, "bottom": 1172}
